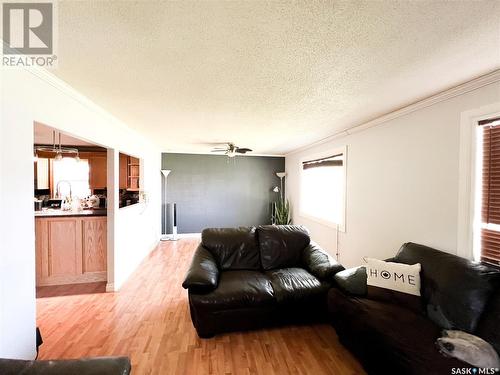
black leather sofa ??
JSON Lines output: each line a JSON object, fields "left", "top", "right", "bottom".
{"left": 329, "top": 242, "right": 500, "bottom": 375}
{"left": 0, "top": 356, "right": 131, "bottom": 375}
{"left": 182, "top": 225, "right": 344, "bottom": 337}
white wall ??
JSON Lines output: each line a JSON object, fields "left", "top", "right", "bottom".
{"left": 286, "top": 81, "right": 500, "bottom": 269}
{"left": 0, "top": 68, "right": 161, "bottom": 359}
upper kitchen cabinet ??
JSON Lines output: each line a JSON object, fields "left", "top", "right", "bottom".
{"left": 128, "top": 156, "right": 140, "bottom": 191}
{"left": 119, "top": 153, "right": 141, "bottom": 192}
{"left": 119, "top": 153, "right": 128, "bottom": 189}
{"left": 35, "top": 158, "right": 50, "bottom": 190}
{"left": 119, "top": 152, "right": 142, "bottom": 208}
{"left": 86, "top": 152, "right": 107, "bottom": 190}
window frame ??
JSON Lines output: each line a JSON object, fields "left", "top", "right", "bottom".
{"left": 298, "top": 145, "right": 347, "bottom": 232}
{"left": 51, "top": 156, "right": 91, "bottom": 199}
{"left": 458, "top": 103, "right": 500, "bottom": 261}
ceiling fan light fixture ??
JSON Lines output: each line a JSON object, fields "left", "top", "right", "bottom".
{"left": 211, "top": 142, "right": 252, "bottom": 157}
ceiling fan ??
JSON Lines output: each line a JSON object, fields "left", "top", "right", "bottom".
{"left": 211, "top": 143, "right": 252, "bottom": 158}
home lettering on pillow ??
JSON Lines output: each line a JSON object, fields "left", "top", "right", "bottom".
{"left": 365, "top": 258, "right": 421, "bottom": 296}
{"left": 367, "top": 267, "right": 418, "bottom": 288}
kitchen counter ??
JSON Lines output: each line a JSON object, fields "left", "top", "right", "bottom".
{"left": 35, "top": 208, "right": 107, "bottom": 217}
{"left": 35, "top": 213, "right": 107, "bottom": 286}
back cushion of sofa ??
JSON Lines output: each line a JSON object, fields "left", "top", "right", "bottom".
{"left": 201, "top": 227, "right": 260, "bottom": 270}
{"left": 475, "top": 289, "right": 500, "bottom": 354}
{"left": 394, "top": 242, "right": 500, "bottom": 333}
{"left": 257, "top": 225, "right": 310, "bottom": 270}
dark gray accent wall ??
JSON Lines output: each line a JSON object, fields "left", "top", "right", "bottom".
{"left": 161, "top": 153, "right": 285, "bottom": 233}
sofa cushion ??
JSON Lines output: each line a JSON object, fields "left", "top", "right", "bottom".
{"left": 302, "top": 241, "right": 345, "bottom": 279}
{"left": 334, "top": 266, "right": 368, "bottom": 296}
{"left": 394, "top": 242, "right": 500, "bottom": 332}
{"left": 257, "top": 225, "right": 310, "bottom": 270}
{"left": 266, "top": 267, "right": 330, "bottom": 303}
{"left": 189, "top": 270, "right": 275, "bottom": 310}
{"left": 201, "top": 227, "right": 260, "bottom": 270}
{"left": 328, "top": 288, "right": 469, "bottom": 375}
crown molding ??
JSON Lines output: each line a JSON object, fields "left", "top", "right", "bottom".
{"left": 26, "top": 67, "right": 130, "bottom": 130}
{"left": 161, "top": 150, "right": 285, "bottom": 158}
{"left": 18, "top": 66, "right": 157, "bottom": 150}
{"left": 15, "top": 64, "right": 500, "bottom": 158}
{"left": 286, "top": 69, "right": 500, "bottom": 156}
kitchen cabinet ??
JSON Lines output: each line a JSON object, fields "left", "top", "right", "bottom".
{"left": 89, "top": 154, "right": 107, "bottom": 190}
{"left": 35, "top": 215, "right": 107, "bottom": 286}
{"left": 127, "top": 156, "right": 140, "bottom": 191}
{"left": 35, "top": 158, "right": 50, "bottom": 190}
{"left": 80, "top": 151, "right": 107, "bottom": 191}
{"left": 119, "top": 153, "right": 128, "bottom": 189}
{"left": 119, "top": 153, "right": 140, "bottom": 191}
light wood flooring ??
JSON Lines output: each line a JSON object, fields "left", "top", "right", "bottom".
{"left": 37, "top": 238, "right": 365, "bottom": 375}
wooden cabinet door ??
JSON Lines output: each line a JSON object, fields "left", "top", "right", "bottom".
{"left": 119, "top": 153, "right": 128, "bottom": 189}
{"left": 48, "top": 218, "right": 80, "bottom": 276}
{"left": 89, "top": 155, "right": 107, "bottom": 190}
{"left": 82, "top": 217, "right": 107, "bottom": 274}
{"left": 35, "top": 158, "right": 50, "bottom": 189}
{"left": 36, "top": 217, "right": 81, "bottom": 286}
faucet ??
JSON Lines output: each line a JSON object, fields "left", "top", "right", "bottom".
{"left": 56, "top": 180, "right": 72, "bottom": 200}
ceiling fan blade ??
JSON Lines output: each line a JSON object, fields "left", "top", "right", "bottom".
{"left": 236, "top": 148, "right": 252, "bottom": 153}
{"left": 210, "top": 149, "right": 226, "bottom": 152}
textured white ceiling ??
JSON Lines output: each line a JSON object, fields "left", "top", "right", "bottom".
{"left": 53, "top": 1, "right": 500, "bottom": 155}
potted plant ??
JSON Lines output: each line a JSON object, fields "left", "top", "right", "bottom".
{"left": 273, "top": 198, "right": 291, "bottom": 225}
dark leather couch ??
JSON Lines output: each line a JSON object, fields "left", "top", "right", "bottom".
{"left": 0, "top": 356, "right": 131, "bottom": 375}
{"left": 328, "top": 242, "right": 500, "bottom": 375}
{"left": 182, "top": 225, "right": 344, "bottom": 337}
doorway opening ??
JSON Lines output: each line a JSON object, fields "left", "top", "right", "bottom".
{"left": 33, "top": 122, "right": 112, "bottom": 298}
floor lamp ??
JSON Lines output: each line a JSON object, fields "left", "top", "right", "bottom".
{"left": 276, "top": 172, "right": 286, "bottom": 201}
{"left": 161, "top": 169, "right": 177, "bottom": 241}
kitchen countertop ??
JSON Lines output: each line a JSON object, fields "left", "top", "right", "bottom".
{"left": 34, "top": 208, "right": 107, "bottom": 218}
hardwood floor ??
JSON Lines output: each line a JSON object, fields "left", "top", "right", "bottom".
{"left": 37, "top": 239, "right": 365, "bottom": 375}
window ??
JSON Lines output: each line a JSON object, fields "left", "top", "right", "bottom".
{"left": 478, "top": 117, "right": 500, "bottom": 265}
{"left": 300, "top": 148, "right": 346, "bottom": 230}
{"left": 52, "top": 157, "right": 90, "bottom": 199}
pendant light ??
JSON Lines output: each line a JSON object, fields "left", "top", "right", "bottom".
{"left": 34, "top": 130, "right": 80, "bottom": 161}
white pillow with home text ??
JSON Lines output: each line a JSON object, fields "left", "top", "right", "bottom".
{"left": 365, "top": 258, "right": 421, "bottom": 296}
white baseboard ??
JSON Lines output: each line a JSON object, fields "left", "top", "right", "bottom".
{"left": 160, "top": 232, "right": 200, "bottom": 239}
{"left": 177, "top": 233, "right": 201, "bottom": 238}
{"left": 105, "top": 283, "right": 115, "bottom": 292}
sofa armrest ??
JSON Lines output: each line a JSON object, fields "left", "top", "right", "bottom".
{"left": 0, "top": 356, "right": 131, "bottom": 375}
{"left": 302, "top": 241, "right": 345, "bottom": 280}
{"left": 182, "top": 245, "right": 219, "bottom": 293}
{"left": 334, "top": 266, "right": 367, "bottom": 296}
